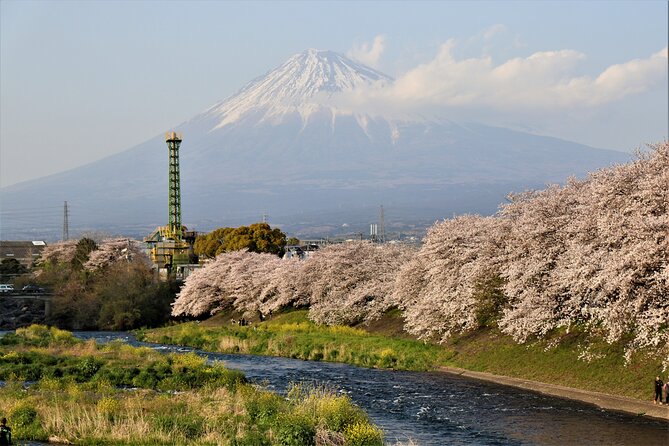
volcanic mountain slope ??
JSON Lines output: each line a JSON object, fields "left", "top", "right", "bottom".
{"left": 1, "top": 49, "right": 629, "bottom": 239}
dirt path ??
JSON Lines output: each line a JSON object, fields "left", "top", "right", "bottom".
{"left": 440, "top": 366, "right": 669, "bottom": 421}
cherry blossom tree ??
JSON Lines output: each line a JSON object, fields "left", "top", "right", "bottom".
{"left": 169, "top": 142, "right": 668, "bottom": 364}
{"left": 499, "top": 142, "right": 668, "bottom": 363}
{"left": 395, "top": 215, "right": 509, "bottom": 342}
{"left": 395, "top": 142, "right": 667, "bottom": 364}
{"left": 171, "top": 250, "right": 287, "bottom": 317}
{"left": 39, "top": 240, "right": 79, "bottom": 265}
{"left": 257, "top": 257, "right": 306, "bottom": 315}
{"left": 172, "top": 242, "right": 415, "bottom": 325}
{"left": 305, "top": 241, "right": 415, "bottom": 325}
{"left": 84, "top": 238, "right": 150, "bottom": 271}
{"left": 497, "top": 184, "right": 581, "bottom": 340}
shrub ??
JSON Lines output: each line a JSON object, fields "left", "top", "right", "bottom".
{"left": 316, "top": 395, "right": 367, "bottom": 432}
{"left": 151, "top": 412, "right": 205, "bottom": 439}
{"left": 344, "top": 421, "right": 384, "bottom": 446}
{"left": 211, "top": 368, "right": 246, "bottom": 391}
{"left": 5, "top": 325, "right": 79, "bottom": 348}
{"left": 9, "top": 404, "right": 46, "bottom": 441}
{"left": 378, "top": 348, "right": 398, "bottom": 369}
{"left": 171, "top": 351, "right": 205, "bottom": 369}
{"left": 96, "top": 396, "right": 119, "bottom": 418}
{"left": 48, "top": 326, "right": 79, "bottom": 345}
{"left": 132, "top": 370, "right": 159, "bottom": 389}
{"left": 244, "top": 389, "right": 283, "bottom": 425}
{"left": 36, "top": 376, "right": 62, "bottom": 392}
{"left": 122, "top": 366, "right": 141, "bottom": 384}
{"left": 77, "top": 357, "right": 101, "bottom": 379}
{"left": 10, "top": 404, "right": 37, "bottom": 427}
{"left": 274, "top": 413, "right": 316, "bottom": 446}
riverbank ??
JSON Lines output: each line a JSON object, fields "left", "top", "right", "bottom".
{"left": 440, "top": 366, "right": 669, "bottom": 421}
{"left": 140, "top": 311, "right": 453, "bottom": 371}
{"left": 140, "top": 309, "right": 668, "bottom": 421}
{"left": 0, "top": 325, "right": 384, "bottom": 445}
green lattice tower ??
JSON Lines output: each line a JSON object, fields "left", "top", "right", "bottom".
{"left": 166, "top": 132, "right": 182, "bottom": 240}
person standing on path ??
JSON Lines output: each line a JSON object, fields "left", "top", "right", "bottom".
{"left": 0, "top": 417, "right": 11, "bottom": 445}
{"left": 665, "top": 377, "right": 669, "bottom": 404}
{"left": 654, "top": 375, "right": 664, "bottom": 404}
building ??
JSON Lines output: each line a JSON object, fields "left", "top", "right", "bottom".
{"left": 283, "top": 243, "right": 321, "bottom": 260}
{"left": 0, "top": 241, "right": 47, "bottom": 268}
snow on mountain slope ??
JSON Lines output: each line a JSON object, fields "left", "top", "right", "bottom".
{"left": 0, "top": 49, "right": 632, "bottom": 239}
{"left": 200, "top": 49, "right": 392, "bottom": 128}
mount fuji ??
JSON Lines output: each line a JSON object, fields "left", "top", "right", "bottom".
{"left": 1, "top": 49, "right": 629, "bottom": 239}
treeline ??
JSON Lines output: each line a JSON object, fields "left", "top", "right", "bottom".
{"left": 173, "top": 142, "right": 668, "bottom": 365}
{"left": 172, "top": 242, "right": 414, "bottom": 325}
{"left": 36, "top": 238, "right": 177, "bottom": 330}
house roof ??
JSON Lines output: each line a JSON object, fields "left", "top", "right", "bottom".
{"left": 0, "top": 241, "right": 48, "bottom": 265}
{"left": 0, "top": 241, "right": 47, "bottom": 247}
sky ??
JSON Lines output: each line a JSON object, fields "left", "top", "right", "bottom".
{"left": 1, "top": 0, "right": 667, "bottom": 187}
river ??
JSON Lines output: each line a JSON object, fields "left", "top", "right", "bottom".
{"left": 66, "top": 331, "right": 668, "bottom": 446}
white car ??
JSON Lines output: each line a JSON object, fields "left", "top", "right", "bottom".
{"left": 0, "top": 284, "right": 14, "bottom": 294}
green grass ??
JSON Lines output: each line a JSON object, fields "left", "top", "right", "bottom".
{"left": 0, "top": 326, "right": 245, "bottom": 392}
{"left": 138, "top": 310, "right": 453, "bottom": 371}
{"left": 140, "top": 310, "right": 664, "bottom": 402}
{"left": 444, "top": 328, "right": 663, "bottom": 401}
{"left": 0, "top": 324, "right": 384, "bottom": 445}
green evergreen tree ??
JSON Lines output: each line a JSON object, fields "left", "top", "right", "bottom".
{"left": 71, "top": 237, "right": 98, "bottom": 271}
{"left": 194, "top": 223, "right": 287, "bottom": 258}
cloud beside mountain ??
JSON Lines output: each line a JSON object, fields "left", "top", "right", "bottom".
{"left": 341, "top": 38, "right": 667, "bottom": 113}
{"left": 347, "top": 35, "right": 386, "bottom": 69}
{"left": 0, "top": 49, "right": 633, "bottom": 240}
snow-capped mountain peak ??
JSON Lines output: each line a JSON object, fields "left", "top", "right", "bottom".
{"left": 0, "top": 48, "right": 631, "bottom": 240}
{"left": 203, "top": 49, "right": 393, "bottom": 128}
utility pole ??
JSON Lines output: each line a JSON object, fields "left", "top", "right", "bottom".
{"left": 62, "top": 201, "right": 69, "bottom": 241}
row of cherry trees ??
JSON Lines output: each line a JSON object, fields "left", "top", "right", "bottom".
{"left": 396, "top": 142, "right": 668, "bottom": 363}
{"left": 172, "top": 242, "right": 415, "bottom": 325}
{"left": 173, "top": 142, "right": 667, "bottom": 362}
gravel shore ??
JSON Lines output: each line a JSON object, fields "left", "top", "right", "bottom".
{"left": 440, "top": 366, "right": 669, "bottom": 421}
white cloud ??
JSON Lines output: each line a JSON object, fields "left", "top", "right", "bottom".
{"left": 339, "top": 41, "right": 667, "bottom": 113}
{"left": 347, "top": 35, "right": 385, "bottom": 68}
{"left": 463, "top": 24, "right": 526, "bottom": 58}
{"left": 483, "top": 24, "right": 507, "bottom": 41}
{"left": 591, "top": 48, "right": 668, "bottom": 103}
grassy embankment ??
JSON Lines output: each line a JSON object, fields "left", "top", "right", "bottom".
{"left": 137, "top": 309, "right": 454, "bottom": 372}
{"left": 139, "top": 309, "right": 663, "bottom": 401}
{"left": 0, "top": 325, "right": 384, "bottom": 446}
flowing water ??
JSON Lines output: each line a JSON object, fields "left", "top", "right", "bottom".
{"left": 67, "top": 332, "right": 668, "bottom": 446}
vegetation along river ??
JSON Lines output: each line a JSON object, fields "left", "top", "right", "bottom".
{"left": 70, "top": 332, "right": 667, "bottom": 446}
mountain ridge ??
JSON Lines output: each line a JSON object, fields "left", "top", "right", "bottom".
{"left": 0, "top": 49, "right": 631, "bottom": 240}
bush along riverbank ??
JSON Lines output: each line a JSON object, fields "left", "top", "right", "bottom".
{"left": 137, "top": 310, "right": 454, "bottom": 372}
{"left": 139, "top": 310, "right": 665, "bottom": 403}
{"left": 0, "top": 325, "right": 384, "bottom": 445}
